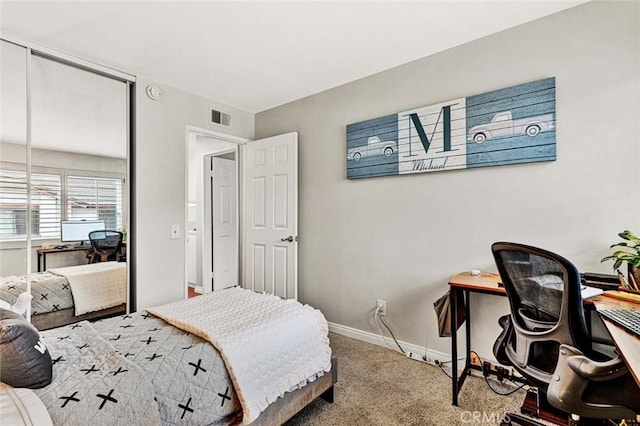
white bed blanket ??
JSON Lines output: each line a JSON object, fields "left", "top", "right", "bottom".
{"left": 147, "top": 287, "right": 332, "bottom": 424}
{"left": 49, "top": 262, "right": 126, "bottom": 316}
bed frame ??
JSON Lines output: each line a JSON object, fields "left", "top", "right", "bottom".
{"left": 252, "top": 356, "right": 337, "bottom": 425}
{"left": 32, "top": 304, "right": 126, "bottom": 330}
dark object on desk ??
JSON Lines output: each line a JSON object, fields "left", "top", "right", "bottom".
{"left": 433, "top": 291, "right": 466, "bottom": 338}
{"left": 88, "top": 230, "right": 123, "bottom": 263}
{"left": 580, "top": 272, "right": 619, "bottom": 291}
{"left": 491, "top": 242, "right": 640, "bottom": 424}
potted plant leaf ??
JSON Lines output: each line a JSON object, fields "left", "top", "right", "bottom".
{"left": 601, "top": 230, "right": 640, "bottom": 288}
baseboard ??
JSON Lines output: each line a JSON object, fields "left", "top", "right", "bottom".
{"left": 327, "top": 321, "right": 451, "bottom": 364}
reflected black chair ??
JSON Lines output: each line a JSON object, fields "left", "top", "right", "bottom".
{"left": 88, "top": 230, "right": 123, "bottom": 263}
{"left": 491, "top": 242, "right": 640, "bottom": 425}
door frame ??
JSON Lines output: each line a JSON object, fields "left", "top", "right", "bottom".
{"left": 184, "top": 126, "right": 248, "bottom": 299}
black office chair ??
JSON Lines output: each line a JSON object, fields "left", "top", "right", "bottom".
{"left": 491, "top": 242, "right": 640, "bottom": 425}
{"left": 88, "top": 230, "right": 123, "bottom": 263}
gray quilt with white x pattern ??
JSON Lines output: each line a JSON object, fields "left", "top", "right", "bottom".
{"left": 0, "top": 272, "right": 73, "bottom": 315}
{"left": 36, "top": 321, "right": 160, "bottom": 425}
{"left": 39, "top": 312, "right": 243, "bottom": 425}
{"left": 91, "top": 312, "right": 242, "bottom": 425}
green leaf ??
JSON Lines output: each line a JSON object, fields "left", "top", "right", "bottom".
{"left": 610, "top": 242, "right": 629, "bottom": 248}
{"left": 604, "top": 231, "right": 640, "bottom": 270}
{"left": 619, "top": 230, "right": 640, "bottom": 243}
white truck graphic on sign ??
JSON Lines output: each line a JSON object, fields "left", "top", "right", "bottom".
{"left": 347, "top": 136, "right": 396, "bottom": 161}
{"left": 468, "top": 111, "right": 554, "bottom": 144}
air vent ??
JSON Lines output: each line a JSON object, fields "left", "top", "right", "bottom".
{"left": 210, "top": 108, "right": 232, "bottom": 127}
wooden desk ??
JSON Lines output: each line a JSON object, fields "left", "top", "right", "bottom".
{"left": 591, "top": 295, "right": 640, "bottom": 386}
{"left": 37, "top": 245, "right": 91, "bottom": 272}
{"left": 448, "top": 273, "right": 640, "bottom": 406}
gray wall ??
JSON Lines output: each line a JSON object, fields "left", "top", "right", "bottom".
{"left": 255, "top": 1, "right": 640, "bottom": 361}
{"left": 134, "top": 78, "right": 254, "bottom": 310}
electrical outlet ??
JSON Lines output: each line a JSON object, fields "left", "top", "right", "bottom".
{"left": 376, "top": 299, "right": 387, "bottom": 316}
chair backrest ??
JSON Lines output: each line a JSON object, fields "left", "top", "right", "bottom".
{"left": 491, "top": 242, "right": 591, "bottom": 386}
{"left": 89, "top": 230, "right": 123, "bottom": 259}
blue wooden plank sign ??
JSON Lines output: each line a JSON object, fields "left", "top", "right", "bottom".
{"left": 346, "top": 78, "right": 556, "bottom": 179}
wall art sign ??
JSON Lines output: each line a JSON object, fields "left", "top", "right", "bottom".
{"left": 346, "top": 77, "right": 556, "bottom": 179}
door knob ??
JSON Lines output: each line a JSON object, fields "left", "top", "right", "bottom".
{"left": 280, "top": 235, "right": 296, "bottom": 242}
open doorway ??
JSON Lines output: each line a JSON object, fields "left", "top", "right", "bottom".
{"left": 185, "top": 128, "right": 299, "bottom": 300}
{"left": 185, "top": 127, "right": 247, "bottom": 298}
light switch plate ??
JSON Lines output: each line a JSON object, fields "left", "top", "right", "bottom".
{"left": 170, "top": 225, "right": 181, "bottom": 240}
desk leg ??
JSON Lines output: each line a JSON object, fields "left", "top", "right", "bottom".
{"left": 38, "top": 252, "right": 43, "bottom": 272}
{"left": 451, "top": 288, "right": 459, "bottom": 406}
{"left": 451, "top": 288, "right": 472, "bottom": 406}
{"left": 464, "top": 289, "right": 471, "bottom": 371}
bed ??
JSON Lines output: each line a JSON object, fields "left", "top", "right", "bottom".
{"left": 23, "top": 287, "right": 336, "bottom": 425}
{"left": 0, "top": 262, "right": 126, "bottom": 330}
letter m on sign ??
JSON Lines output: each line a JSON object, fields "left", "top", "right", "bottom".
{"left": 407, "top": 105, "right": 454, "bottom": 155}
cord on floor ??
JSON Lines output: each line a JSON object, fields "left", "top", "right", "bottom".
{"left": 373, "top": 305, "right": 405, "bottom": 354}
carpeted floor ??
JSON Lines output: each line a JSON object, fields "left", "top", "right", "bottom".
{"left": 285, "top": 333, "right": 526, "bottom": 426}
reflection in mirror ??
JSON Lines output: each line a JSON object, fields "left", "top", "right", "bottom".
{"left": 0, "top": 40, "right": 30, "bottom": 315}
{"left": 0, "top": 43, "right": 129, "bottom": 330}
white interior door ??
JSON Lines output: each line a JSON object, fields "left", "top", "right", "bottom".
{"left": 242, "top": 132, "right": 298, "bottom": 299}
{"left": 211, "top": 156, "right": 238, "bottom": 290}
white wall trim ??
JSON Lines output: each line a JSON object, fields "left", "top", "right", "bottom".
{"left": 185, "top": 125, "right": 250, "bottom": 144}
{"left": 328, "top": 321, "right": 452, "bottom": 364}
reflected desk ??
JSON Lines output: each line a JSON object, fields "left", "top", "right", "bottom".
{"left": 448, "top": 272, "right": 640, "bottom": 406}
{"left": 37, "top": 245, "right": 91, "bottom": 272}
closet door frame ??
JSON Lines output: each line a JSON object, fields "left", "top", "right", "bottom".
{"left": 1, "top": 34, "right": 136, "bottom": 320}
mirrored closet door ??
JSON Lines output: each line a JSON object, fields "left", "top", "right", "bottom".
{"left": 0, "top": 38, "right": 133, "bottom": 329}
{"left": 0, "top": 40, "right": 30, "bottom": 312}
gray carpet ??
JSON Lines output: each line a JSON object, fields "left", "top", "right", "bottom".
{"left": 285, "top": 333, "right": 525, "bottom": 425}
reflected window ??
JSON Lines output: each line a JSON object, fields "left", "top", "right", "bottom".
{"left": 67, "top": 176, "right": 123, "bottom": 231}
{"left": 0, "top": 169, "right": 124, "bottom": 239}
{"left": 0, "top": 169, "right": 61, "bottom": 239}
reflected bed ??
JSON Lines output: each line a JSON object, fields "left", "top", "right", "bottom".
{"left": 0, "top": 262, "right": 126, "bottom": 330}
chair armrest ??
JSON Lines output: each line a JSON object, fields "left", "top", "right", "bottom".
{"left": 548, "top": 344, "right": 638, "bottom": 419}
{"left": 567, "top": 353, "right": 629, "bottom": 382}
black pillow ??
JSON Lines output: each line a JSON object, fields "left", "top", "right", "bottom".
{"left": 0, "top": 308, "right": 52, "bottom": 388}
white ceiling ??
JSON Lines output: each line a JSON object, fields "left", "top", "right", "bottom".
{"left": 1, "top": 1, "right": 585, "bottom": 114}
